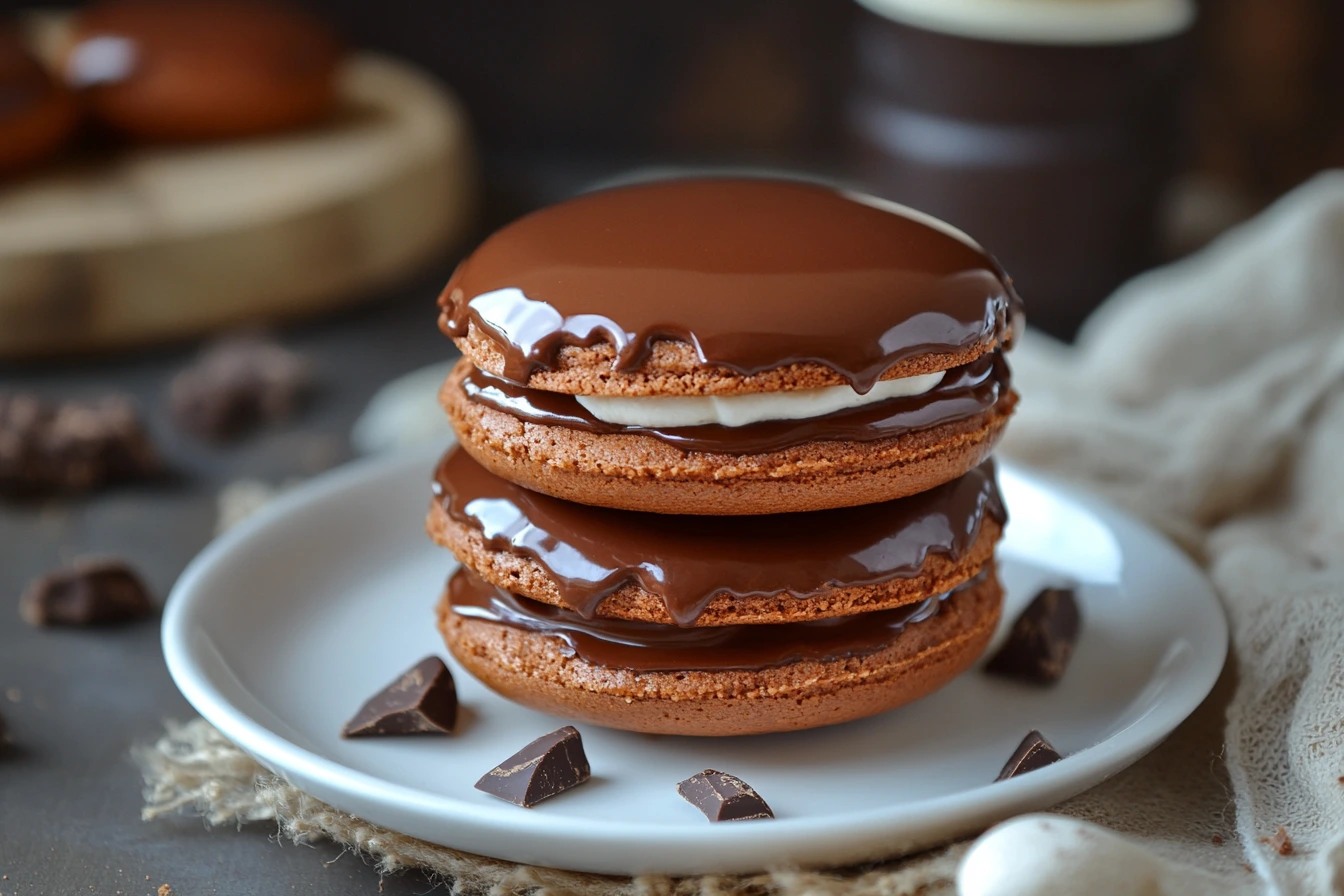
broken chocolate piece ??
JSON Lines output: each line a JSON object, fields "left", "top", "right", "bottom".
{"left": 20, "top": 559, "right": 155, "bottom": 626}
{"left": 985, "top": 587, "right": 1081, "bottom": 685}
{"left": 0, "top": 392, "right": 162, "bottom": 499}
{"left": 995, "top": 730, "right": 1063, "bottom": 781}
{"left": 677, "top": 769, "right": 774, "bottom": 822}
{"left": 168, "top": 333, "right": 313, "bottom": 442}
{"left": 342, "top": 656, "right": 458, "bottom": 737}
{"left": 475, "top": 726, "right": 590, "bottom": 807}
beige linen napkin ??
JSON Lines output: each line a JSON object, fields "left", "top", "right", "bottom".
{"left": 141, "top": 172, "right": 1344, "bottom": 895}
{"left": 999, "top": 170, "right": 1344, "bottom": 895}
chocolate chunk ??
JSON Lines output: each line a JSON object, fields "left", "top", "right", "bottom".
{"left": 168, "top": 334, "right": 313, "bottom": 442}
{"left": 0, "top": 392, "right": 162, "bottom": 499}
{"left": 341, "top": 656, "right": 458, "bottom": 737}
{"left": 677, "top": 769, "right": 774, "bottom": 822}
{"left": 475, "top": 726, "right": 590, "bottom": 807}
{"left": 985, "top": 587, "right": 1081, "bottom": 685}
{"left": 19, "top": 559, "right": 155, "bottom": 626}
{"left": 995, "top": 730, "right": 1063, "bottom": 781}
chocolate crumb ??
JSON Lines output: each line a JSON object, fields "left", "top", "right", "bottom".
{"left": 1262, "top": 825, "right": 1293, "bottom": 856}
{"left": 342, "top": 657, "right": 457, "bottom": 737}
{"left": 995, "top": 730, "right": 1063, "bottom": 781}
{"left": 475, "top": 726, "right": 590, "bottom": 807}
{"left": 677, "top": 770, "right": 774, "bottom": 822}
{"left": 1211, "top": 834, "right": 1225, "bottom": 845}
{"left": 19, "top": 559, "right": 155, "bottom": 627}
{"left": 0, "top": 392, "right": 162, "bottom": 499}
{"left": 985, "top": 587, "right": 1081, "bottom": 685}
{"left": 168, "top": 333, "right": 313, "bottom": 442}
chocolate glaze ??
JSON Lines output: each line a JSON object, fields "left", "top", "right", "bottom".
{"left": 459, "top": 351, "right": 1010, "bottom": 456}
{"left": 449, "top": 567, "right": 982, "bottom": 672}
{"left": 432, "top": 448, "right": 1005, "bottom": 626}
{"left": 439, "top": 178, "right": 1022, "bottom": 391}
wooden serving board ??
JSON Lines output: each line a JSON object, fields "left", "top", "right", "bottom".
{"left": 0, "top": 52, "right": 477, "bottom": 359}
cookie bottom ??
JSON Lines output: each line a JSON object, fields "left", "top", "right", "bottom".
{"left": 438, "top": 570, "right": 1002, "bottom": 736}
{"left": 443, "top": 373, "right": 1016, "bottom": 515}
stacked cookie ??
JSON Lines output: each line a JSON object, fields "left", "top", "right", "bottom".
{"left": 427, "top": 177, "right": 1021, "bottom": 736}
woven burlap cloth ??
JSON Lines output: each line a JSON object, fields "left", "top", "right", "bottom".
{"left": 139, "top": 172, "right": 1344, "bottom": 895}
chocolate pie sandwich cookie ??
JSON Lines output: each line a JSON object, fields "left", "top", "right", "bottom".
{"left": 428, "top": 447, "right": 1004, "bottom": 626}
{"left": 438, "top": 177, "right": 1022, "bottom": 515}
{"left": 428, "top": 447, "right": 1006, "bottom": 735}
{"left": 438, "top": 566, "right": 1002, "bottom": 737}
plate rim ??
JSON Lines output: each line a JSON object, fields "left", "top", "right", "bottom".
{"left": 161, "top": 446, "right": 1229, "bottom": 873}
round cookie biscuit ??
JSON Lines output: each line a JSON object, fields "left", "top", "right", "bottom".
{"left": 449, "top": 318, "right": 1005, "bottom": 397}
{"left": 428, "top": 446, "right": 1007, "bottom": 626}
{"left": 437, "top": 568, "right": 1004, "bottom": 737}
{"left": 442, "top": 360, "right": 1017, "bottom": 515}
{"left": 434, "top": 178, "right": 1022, "bottom": 512}
{"left": 427, "top": 493, "right": 1001, "bottom": 627}
{"left": 0, "top": 27, "right": 78, "bottom": 173}
{"left": 61, "top": 0, "right": 343, "bottom": 142}
{"left": 437, "top": 178, "right": 1022, "bottom": 395}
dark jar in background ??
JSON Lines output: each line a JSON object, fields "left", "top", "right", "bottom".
{"left": 847, "top": 0, "right": 1194, "bottom": 339}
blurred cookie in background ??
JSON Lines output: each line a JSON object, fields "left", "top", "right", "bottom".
{"left": 60, "top": 0, "right": 344, "bottom": 141}
{"left": 0, "top": 25, "right": 77, "bottom": 173}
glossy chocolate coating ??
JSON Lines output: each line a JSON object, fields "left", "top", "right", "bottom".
{"left": 440, "top": 178, "right": 1021, "bottom": 391}
{"left": 459, "top": 351, "right": 1010, "bottom": 456}
{"left": 432, "top": 448, "right": 1004, "bottom": 626}
{"left": 449, "top": 567, "right": 975, "bottom": 672}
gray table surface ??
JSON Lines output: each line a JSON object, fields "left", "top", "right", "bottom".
{"left": 0, "top": 268, "right": 479, "bottom": 895}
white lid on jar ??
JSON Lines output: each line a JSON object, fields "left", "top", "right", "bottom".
{"left": 855, "top": 0, "right": 1196, "bottom": 45}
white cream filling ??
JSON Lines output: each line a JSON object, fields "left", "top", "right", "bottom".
{"left": 575, "top": 371, "right": 945, "bottom": 428}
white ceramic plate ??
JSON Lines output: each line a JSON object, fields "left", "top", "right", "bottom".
{"left": 162, "top": 445, "right": 1226, "bottom": 876}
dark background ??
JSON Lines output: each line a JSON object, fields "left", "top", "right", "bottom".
{"left": 2, "top": 1, "right": 1342, "bottom": 893}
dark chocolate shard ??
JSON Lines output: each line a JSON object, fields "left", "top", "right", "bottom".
{"left": 19, "top": 559, "right": 155, "bottom": 627}
{"left": 475, "top": 726, "right": 591, "bottom": 807}
{"left": 0, "top": 392, "right": 162, "bottom": 499}
{"left": 342, "top": 657, "right": 458, "bottom": 737}
{"left": 168, "top": 333, "right": 314, "bottom": 443}
{"left": 995, "top": 730, "right": 1063, "bottom": 781}
{"left": 677, "top": 769, "right": 774, "bottom": 822}
{"left": 985, "top": 587, "right": 1081, "bottom": 685}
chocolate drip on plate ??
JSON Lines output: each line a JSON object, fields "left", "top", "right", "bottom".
{"left": 459, "top": 351, "right": 1010, "bottom": 456}
{"left": 439, "top": 178, "right": 1021, "bottom": 390}
{"left": 449, "top": 567, "right": 979, "bottom": 672}
{"left": 433, "top": 449, "right": 1005, "bottom": 626}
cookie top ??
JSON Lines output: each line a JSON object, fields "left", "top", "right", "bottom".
{"left": 62, "top": 0, "right": 343, "bottom": 141}
{"left": 439, "top": 178, "right": 1023, "bottom": 396}
{"left": 432, "top": 447, "right": 1005, "bottom": 626}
